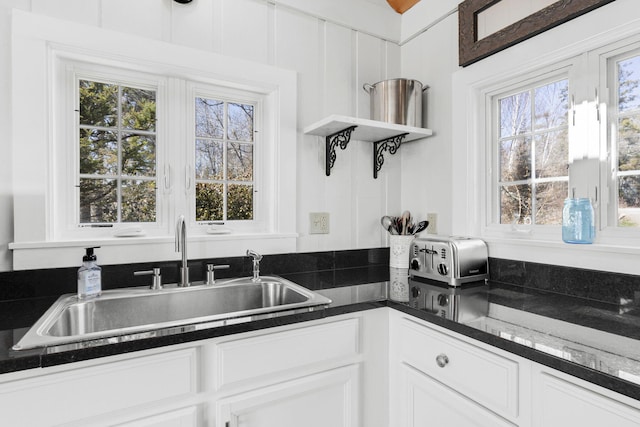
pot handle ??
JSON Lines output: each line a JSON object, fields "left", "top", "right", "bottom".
{"left": 363, "top": 83, "right": 375, "bottom": 93}
{"left": 422, "top": 84, "right": 430, "bottom": 93}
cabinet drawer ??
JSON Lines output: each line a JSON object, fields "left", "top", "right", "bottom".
{"left": 213, "top": 318, "right": 360, "bottom": 390}
{"left": 0, "top": 348, "right": 197, "bottom": 426}
{"left": 397, "top": 317, "right": 519, "bottom": 418}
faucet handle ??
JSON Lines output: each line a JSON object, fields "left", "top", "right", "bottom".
{"left": 134, "top": 267, "right": 162, "bottom": 290}
{"left": 204, "top": 264, "right": 230, "bottom": 285}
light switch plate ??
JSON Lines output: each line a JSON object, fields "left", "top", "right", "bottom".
{"left": 426, "top": 213, "right": 437, "bottom": 234}
{"left": 309, "top": 212, "right": 330, "bottom": 234}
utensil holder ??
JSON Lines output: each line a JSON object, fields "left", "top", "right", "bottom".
{"left": 389, "top": 235, "right": 414, "bottom": 268}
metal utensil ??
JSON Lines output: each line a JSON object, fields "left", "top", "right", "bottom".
{"left": 381, "top": 216, "right": 394, "bottom": 234}
{"left": 414, "top": 220, "right": 429, "bottom": 234}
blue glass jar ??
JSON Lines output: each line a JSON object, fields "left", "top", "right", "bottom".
{"left": 562, "top": 198, "right": 595, "bottom": 244}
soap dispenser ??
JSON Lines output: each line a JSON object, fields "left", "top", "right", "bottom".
{"left": 78, "top": 247, "right": 102, "bottom": 299}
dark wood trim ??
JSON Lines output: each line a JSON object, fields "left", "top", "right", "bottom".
{"left": 458, "top": 0, "right": 617, "bottom": 67}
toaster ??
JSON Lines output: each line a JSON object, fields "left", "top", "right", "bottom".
{"left": 409, "top": 236, "right": 488, "bottom": 287}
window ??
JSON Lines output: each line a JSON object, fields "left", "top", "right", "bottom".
{"left": 71, "top": 69, "right": 264, "bottom": 236}
{"left": 484, "top": 38, "right": 640, "bottom": 242}
{"left": 496, "top": 78, "right": 569, "bottom": 227}
{"left": 612, "top": 52, "right": 640, "bottom": 228}
{"left": 78, "top": 79, "right": 158, "bottom": 224}
{"left": 195, "top": 97, "right": 255, "bottom": 222}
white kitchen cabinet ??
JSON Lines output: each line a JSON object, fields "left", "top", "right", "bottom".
{"left": 397, "top": 363, "right": 515, "bottom": 427}
{"left": 388, "top": 310, "right": 528, "bottom": 427}
{"left": 532, "top": 364, "right": 640, "bottom": 427}
{"left": 216, "top": 364, "right": 359, "bottom": 427}
{"left": 0, "top": 348, "right": 198, "bottom": 426}
{"left": 206, "top": 310, "right": 390, "bottom": 427}
{"left": 0, "top": 310, "right": 387, "bottom": 427}
{"left": 209, "top": 317, "right": 363, "bottom": 427}
{"left": 6, "top": 306, "right": 640, "bottom": 427}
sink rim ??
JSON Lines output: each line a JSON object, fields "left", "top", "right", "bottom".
{"left": 12, "top": 276, "right": 331, "bottom": 351}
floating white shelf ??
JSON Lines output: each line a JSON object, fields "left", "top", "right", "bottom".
{"left": 303, "top": 114, "right": 433, "bottom": 178}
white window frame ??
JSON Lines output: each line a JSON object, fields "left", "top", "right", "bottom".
{"left": 452, "top": 10, "right": 640, "bottom": 275}
{"left": 186, "top": 82, "right": 267, "bottom": 236}
{"left": 55, "top": 53, "right": 271, "bottom": 238}
{"left": 10, "top": 11, "right": 297, "bottom": 270}
{"left": 54, "top": 61, "right": 170, "bottom": 240}
{"left": 484, "top": 63, "right": 575, "bottom": 240}
{"left": 596, "top": 39, "right": 640, "bottom": 244}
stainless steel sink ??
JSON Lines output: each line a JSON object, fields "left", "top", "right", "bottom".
{"left": 13, "top": 276, "right": 331, "bottom": 350}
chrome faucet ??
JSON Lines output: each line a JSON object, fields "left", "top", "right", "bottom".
{"left": 246, "top": 249, "right": 262, "bottom": 281}
{"left": 175, "top": 215, "right": 190, "bottom": 287}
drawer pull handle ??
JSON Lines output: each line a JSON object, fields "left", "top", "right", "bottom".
{"left": 436, "top": 353, "right": 449, "bottom": 368}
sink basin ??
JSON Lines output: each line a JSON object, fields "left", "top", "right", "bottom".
{"left": 13, "top": 276, "right": 331, "bottom": 350}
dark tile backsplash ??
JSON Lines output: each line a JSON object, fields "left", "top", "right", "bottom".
{"left": 0, "top": 247, "right": 390, "bottom": 303}
{"left": 2, "top": 249, "right": 639, "bottom": 308}
{"left": 489, "top": 258, "right": 640, "bottom": 306}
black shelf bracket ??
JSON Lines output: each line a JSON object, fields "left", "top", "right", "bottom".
{"left": 325, "top": 126, "right": 357, "bottom": 176}
{"left": 373, "top": 133, "right": 408, "bottom": 179}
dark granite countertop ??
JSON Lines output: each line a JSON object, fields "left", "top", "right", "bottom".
{"left": 1, "top": 267, "right": 640, "bottom": 402}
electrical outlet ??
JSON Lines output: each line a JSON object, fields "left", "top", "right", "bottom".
{"left": 426, "top": 213, "right": 437, "bottom": 234}
{"left": 309, "top": 212, "right": 330, "bottom": 234}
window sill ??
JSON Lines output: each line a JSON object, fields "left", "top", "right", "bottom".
{"left": 9, "top": 233, "right": 298, "bottom": 270}
{"left": 483, "top": 236, "right": 640, "bottom": 275}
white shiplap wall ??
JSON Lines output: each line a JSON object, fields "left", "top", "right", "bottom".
{"left": 0, "top": 0, "right": 401, "bottom": 271}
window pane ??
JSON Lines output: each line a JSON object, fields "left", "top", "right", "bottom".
{"left": 195, "top": 139, "right": 223, "bottom": 180}
{"left": 534, "top": 80, "right": 568, "bottom": 130}
{"left": 500, "top": 91, "right": 531, "bottom": 138}
{"left": 122, "top": 134, "right": 156, "bottom": 176}
{"left": 228, "top": 103, "right": 254, "bottom": 142}
{"left": 535, "top": 181, "right": 567, "bottom": 225}
{"left": 535, "top": 130, "right": 568, "bottom": 178}
{"left": 618, "top": 115, "right": 640, "bottom": 171}
{"left": 228, "top": 184, "right": 253, "bottom": 220}
{"left": 619, "top": 175, "right": 640, "bottom": 226}
{"left": 196, "top": 182, "right": 223, "bottom": 221}
{"left": 228, "top": 142, "right": 253, "bottom": 181}
{"left": 196, "top": 98, "right": 224, "bottom": 138}
{"left": 79, "top": 80, "right": 117, "bottom": 127}
{"left": 500, "top": 184, "right": 532, "bottom": 224}
{"left": 79, "top": 178, "right": 117, "bottom": 223}
{"left": 620, "top": 175, "right": 640, "bottom": 208}
{"left": 500, "top": 137, "right": 531, "bottom": 181}
{"left": 78, "top": 79, "right": 157, "bottom": 226}
{"left": 618, "top": 55, "right": 640, "bottom": 113}
{"left": 121, "top": 180, "right": 156, "bottom": 222}
{"left": 80, "top": 129, "right": 118, "bottom": 175}
{"left": 122, "top": 87, "right": 156, "bottom": 132}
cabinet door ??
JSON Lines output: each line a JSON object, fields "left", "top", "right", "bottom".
{"left": 393, "top": 315, "right": 519, "bottom": 419}
{"left": 398, "top": 364, "right": 516, "bottom": 427}
{"left": 533, "top": 367, "right": 640, "bottom": 427}
{"left": 216, "top": 364, "right": 359, "bottom": 427}
{"left": 0, "top": 348, "right": 197, "bottom": 426}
